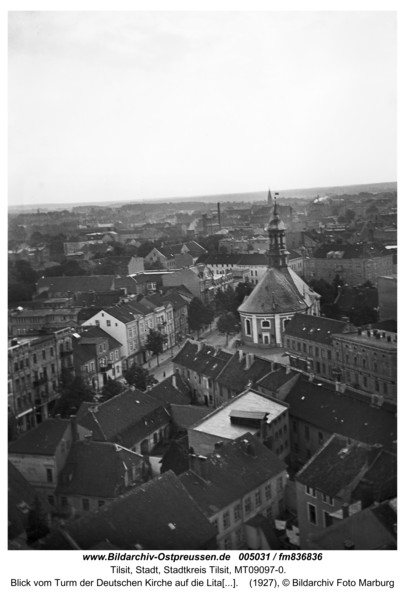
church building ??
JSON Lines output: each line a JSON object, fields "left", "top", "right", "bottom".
{"left": 238, "top": 201, "right": 320, "bottom": 348}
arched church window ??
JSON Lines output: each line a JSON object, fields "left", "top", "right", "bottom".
{"left": 245, "top": 319, "right": 251, "bottom": 336}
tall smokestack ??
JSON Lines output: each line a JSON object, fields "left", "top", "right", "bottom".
{"left": 217, "top": 202, "right": 221, "bottom": 229}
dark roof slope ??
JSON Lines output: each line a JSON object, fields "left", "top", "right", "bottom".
{"left": 76, "top": 389, "right": 170, "bottom": 448}
{"left": 284, "top": 313, "right": 351, "bottom": 345}
{"left": 8, "top": 462, "right": 49, "bottom": 540}
{"left": 215, "top": 352, "right": 274, "bottom": 393}
{"left": 170, "top": 405, "right": 213, "bottom": 430}
{"left": 38, "top": 276, "right": 115, "bottom": 294}
{"left": 9, "top": 419, "right": 71, "bottom": 456}
{"left": 256, "top": 367, "right": 300, "bottom": 392}
{"left": 179, "top": 433, "right": 286, "bottom": 516}
{"left": 148, "top": 374, "right": 192, "bottom": 406}
{"left": 40, "top": 471, "right": 217, "bottom": 550}
{"left": 284, "top": 376, "right": 396, "bottom": 451}
{"left": 79, "top": 326, "right": 122, "bottom": 350}
{"left": 173, "top": 341, "right": 232, "bottom": 379}
{"left": 313, "top": 242, "right": 391, "bottom": 259}
{"left": 56, "top": 442, "right": 144, "bottom": 498}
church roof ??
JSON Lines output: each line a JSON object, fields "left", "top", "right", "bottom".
{"left": 238, "top": 267, "right": 315, "bottom": 315}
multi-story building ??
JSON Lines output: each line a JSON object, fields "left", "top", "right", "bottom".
{"left": 8, "top": 306, "right": 82, "bottom": 336}
{"left": 180, "top": 434, "right": 287, "bottom": 550}
{"left": 332, "top": 327, "right": 397, "bottom": 402}
{"left": 283, "top": 314, "right": 354, "bottom": 380}
{"left": 308, "top": 242, "right": 393, "bottom": 285}
{"left": 72, "top": 327, "right": 123, "bottom": 391}
{"left": 8, "top": 328, "right": 74, "bottom": 431}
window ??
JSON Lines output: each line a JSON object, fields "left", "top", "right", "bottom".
{"left": 327, "top": 350, "right": 332, "bottom": 360}
{"left": 244, "top": 497, "right": 252, "bottom": 514}
{"left": 212, "top": 519, "right": 219, "bottom": 532}
{"left": 383, "top": 382, "right": 388, "bottom": 394}
{"left": 318, "top": 432, "right": 324, "bottom": 446}
{"left": 234, "top": 503, "right": 241, "bottom": 522}
{"left": 363, "top": 376, "right": 367, "bottom": 388}
{"left": 98, "top": 500, "right": 105, "bottom": 508}
{"left": 46, "top": 468, "right": 53, "bottom": 483}
{"left": 223, "top": 535, "right": 231, "bottom": 550}
{"left": 33, "top": 354, "right": 37, "bottom": 364}
{"left": 50, "top": 347, "right": 54, "bottom": 357}
{"left": 303, "top": 343, "right": 307, "bottom": 352}
{"left": 255, "top": 489, "right": 262, "bottom": 508}
{"left": 276, "top": 477, "right": 283, "bottom": 492}
{"left": 375, "top": 380, "right": 380, "bottom": 392}
{"left": 222, "top": 511, "right": 230, "bottom": 529}
{"left": 82, "top": 498, "right": 90, "bottom": 511}
{"left": 322, "top": 493, "right": 334, "bottom": 506}
{"left": 297, "top": 342, "right": 301, "bottom": 351}
{"left": 265, "top": 483, "right": 272, "bottom": 500}
{"left": 324, "top": 511, "right": 333, "bottom": 528}
{"left": 306, "top": 486, "right": 316, "bottom": 498}
{"left": 42, "top": 350, "right": 46, "bottom": 359}
{"left": 107, "top": 320, "right": 111, "bottom": 327}
{"left": 261, "top": 320, "right": 270, "bottom": 329}
{"left": 245, "top": 319, "right": 251, "bottom": 336}
{"left": 292, "top": 419, "right": 297, "bottom": 433}
{"left": 308, "top": 503, "right": 317, "bottom": 525}
{"left": 235, "top": 526, "right": 244, "bottom": 547}
{"left": 61, "top": 496, "right": 68, "bottom": 507}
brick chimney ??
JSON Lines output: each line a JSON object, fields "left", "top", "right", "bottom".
{"left": 245, "top": 353, "right": 254, "bottom": 369}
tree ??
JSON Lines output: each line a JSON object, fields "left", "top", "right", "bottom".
{"left": 137, "top": 241, "right": 155, "bottom": 258}
{"left": 217, "top": 311, "right": 240, "bottom": 346}
{"left": 100, "top": 378, "right": 125, "bottom": 402}
{"left": 145, "top": 329, "right": 168, "bottom": 366}
{"left": 26, "top": 496, "right": 50, "bottom": 545}
{"left": 233, "top": 281, "right": 254, "bottom": 314}
{"left": 124, "top": 364, "right": 158, "bottom": 391}
{"left": 345, "top": 209, "right": 356, "bottom": 221}
{"left": 202, "top": 304, "right": 215, "bottom": 330}
{"left": 53, "top": 371, "right": 95, "bottom": 417}
{"left": 188, "top": 297, "right": 206, "bottom": 336}
{"left": 214, "top": 286, "right": 234, "bottom": 315}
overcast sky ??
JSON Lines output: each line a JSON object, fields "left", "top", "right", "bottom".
{"left": 8, "top": 11, "right": 396, "bottom": 207}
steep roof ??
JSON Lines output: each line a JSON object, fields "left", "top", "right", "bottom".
{"left": 179, "top": 433, "right": 286, "bottom": 516}
{"left": 9, "top": 419, "right": 71, "bottom": 456}
{"left": 8, "top": 462, "right": 49, "bottom": 540}
{"left": 40, "top": 471, "right": 216, "bottom": 550}
{"left": 76, "top": 389, "right": 170, "bottom": 448}
{"left": 238, "top": 267, "right": 312, "bottom": 314}
{"left": 56, "top": 442, "right": 144, "bottom": 498}
{"left": 215, "top": 352, "right": 275, "bottom": 393}
{"left": 285, "top": 376, "right": 396, "bottom": 451}
{"left": 148, "top": 374, "right": 192, "bottom": 406}
{"left": 79, "top": 326, "right": 122, "bottom": 350}
{"left": 37, "top": 275, "right": 115, "bottom": 294}
{"left": 256, "top": 367, "right": 300, "bottom": 392}
{"left": 173, "top": 341, "right": 232, "bottom": 379}
{"left": 156, "top": 244, "right": 184, "bottom": 259}
{"left": 296, "top": 434, "right": 373, "bottom": 497}
{"left": 284, "top": 313, "right": 350, "bottom": 345}
{"left": 312, "top": 242, "right": 391, "bottom": 259}
{"left": 170, "top": 405, "right": 213, "bottom": 430}
{"left": 309, "top": 500, "right": 397, "bottom": 550}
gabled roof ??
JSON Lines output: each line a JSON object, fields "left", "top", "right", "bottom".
{"left": 284, "top": 376, "right": 396, "bottom": 451}
{"left": 179, "top": 433, "right": 286, "bottom": 516}
{"left": 125, "top": 300, "right": 154, "bottom": 316}
{"left": 184, "top": 240, "right": 206, "bottom": 257}
{"left": 284, "top": 313, "right": 351, "bottom": 345}
{"left": 170, "top": 405, "right": 213, "bottom": 430}
{"left": 173, "top": 341, "right": 232, "bottom": 379}
{"left": 312, "top": 242, "right": 391, "bottom": 259}
{"left": 9, "top": 419, "right": 71, "bottom": 456}
{"left": 79, "top": 326, "right": 122, "bottom": 350}
{"left": 148, "top": 374, "right": 192, "bottom": 406}
{"left": 100, "top": 305, "right": 139, "bottom": 324}
{"left": 161, "top": 290, "right": 188, "bottom": 310}
{"left": 296, "top": 434, "right": 373, "bottom": 497}
{"left": 215, "top": 352, "right": 275, "bottom": 394}
{"left": 37, "top": 276, "right": 115, "bottom": 294}
{"left": 40, "top": 471, "right": 216, "bottom": 550}
{"left": 56, "top": 442, "right": 144, "bottom": 498}
{"left": 155, "top": 244, "right": 184, "bottom": 259}
{"left": 309, "top": 500, "right": 397, "bottom": 550}
{"left": 238, "top": 267, "right": 313, "bottom": 314}
{"left": 256, "top": 367, "right": 300, "bottom": 392}
{"left": 76, "top": 389, "right": 170, "bottom": 448}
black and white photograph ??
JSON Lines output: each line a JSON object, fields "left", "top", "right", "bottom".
{"left": 6, "top": 4, "right": 400, "bottom": 590}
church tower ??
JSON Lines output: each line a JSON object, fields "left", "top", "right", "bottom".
{"left": 267, "top": 201, "right": 289, "bottom": 269}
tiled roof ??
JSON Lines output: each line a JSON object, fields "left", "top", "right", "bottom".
{"left": 170, "top": 405, "right": 213, "bottom": 430}
{"left": 284, "top": 376, "right": 396, "bottom": 451}
{"left": 38, "top": 276, "right": 115, "bottom": 294}
{"left": 237, "top": 255, "right": 268, "bottom": 266}
{"left": 296, "top": 434, "right": 373, "bottom": 497}
{"left": 76, "top": 389, "right": 170, "bottom": 448}
{"left": 73, "top": 338, "right": 97, "bottom": 366}
{"left": 9, "top": 419, "right": 71, "bottom": 456}
{"left": 215, "top": 352, "right": 275, "bottom": 394}
{"left": 184, "top": 241, "right": 206, "bottom": 257}
{"left": 238, "top": 267, "right": 313, "bottom": 314}
{"left": 102, "top": 305, "right": 140, "bottom": 323}
{"left": 125, "top": 300, "right": 154, "bottom": 316}
{"left": 179, "top": 433, "right": 286, "bottom": 516}
{"left": 284, "top": 314, "right": 350, "bottom": 345}
{"left": 8, "top": 461, "right": 48, "bottom": 540}
{"left": 256, "top": 367, "right": 300, "bottom": 392}
{"left": 309, "top": 500, "right": 397, "bottom": 550}
{"left": 56, "top": 442, "right": 144, "bottom": 498}
{"left": 173, "top": 341, "right": 232, "bottom": 379}
{"left": 157, "top": 244, "right": 184, "bottom": 259}
{"left": 148, "top": 374, "right": 192, "bottom": 406}
{"left": 40, "top": 471, "right": 217, "bottom": 550}
{"left": 312, "top": 242, "right": 391, "bottom": 259}
{"left": 351, "top": 450, "right": 397, "bottom": 504}
{"left": 79, "top": 326, "right": 122, "bottom": 350}
{"left": 161, "top": 290, "right": 188, "bottom": 310}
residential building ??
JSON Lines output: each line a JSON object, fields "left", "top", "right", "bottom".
{"left": 173, "top": 341, "right": 232, "bottom": 406}
{"left": 8, "top": 417, "right": 89, "bottom": 508}
{"left": 40, "top": 471, "right": 217, "bottom": 550}
{"left": 36, "top": 275, "right": 117, "bottom": 299}
{"left": 8, "top": 328, "right": 74, "bottom": 431}
{"left": 8, "top": 306, "right": 82, "bottom": 336}
{"left": 378, "top": 276, "right": 397, "bottom": 321}
{"left": 308, "top": 242, "right": 393, "bottom": 285}
{"left": 180, "top": 433, "right": 287, "bottom": 550}
{"left": 162, "top": 266, "right": 234, "bottom": 304}
{"left": 238, "top": 203, "right": 320, "bottom": 348}
{"left": 295, "top": 434, "right": 397, "bottom": 549}
{"left": 283, "top": 313, "right": 354, "bottom": 380}
{"left": 72, "top": 327, "right": 123, "bottom": 391}
{"left": 76, "top": 388, "right": 171, "bottom": 455}
{"left": 56, "top": 441, "right": 150, "bottom": 517}
{"left": 332, "top": 327, "right": 397, "bottom": 402}
{"left": 188, "top": 388, "right": 290, "bottom": 461}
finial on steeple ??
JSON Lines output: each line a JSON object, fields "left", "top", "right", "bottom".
{"left": 267, "top": 189, "right": 273, "bottom": 205}
{"left": 273, "top": 200, "right": 279, "bottom": 217}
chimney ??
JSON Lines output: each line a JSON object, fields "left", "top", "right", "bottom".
{"left": 245, "top": 353, "right": 254, "bottom": 370}
{"left": 240, "top": 438, "right": 256, "bottom": 457}
{"left": 189, "top": 454, "right": 209, "bottom": 480}
{"left": 84, "top": 433, "right": 93, "bottom": 444}
{"left": 387, "top": 335, "right": 391, "bottom": 342}
{"left": 214, "top": 441, "right": 223, "bottom": 450}
{"left": 285, "top": 364, "right": 291, "bottom": 374}
{"left": 342, "top": 503, "right": 349, "bottom": 519}
{"left": 344, "top": 540, "right": 355, "bottom": 550}
{"left": 70, "top": 415, "right": 78, "bottom": 442}
{"left": 197, "top": 341, "right": 204, "bottom": 352}
{"left": 238, "top": 349, "right": 244, "bottom": 362}
{"left": 172, "top": 374, "right": 178, "bottom": 390}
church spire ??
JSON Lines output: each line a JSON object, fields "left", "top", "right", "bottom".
{"left": 267, "top": 189, "right": 273, "bottom": 205}
{"left": 267, "top": 200, "right": 289, "bottom": 269}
